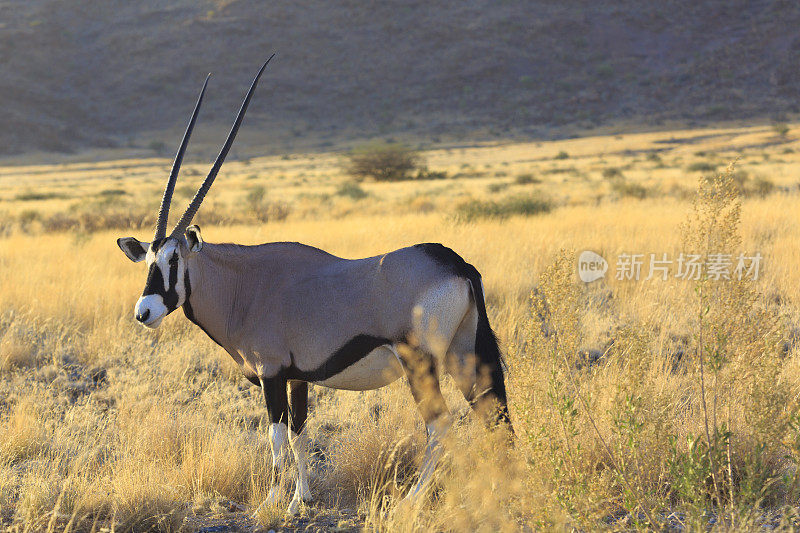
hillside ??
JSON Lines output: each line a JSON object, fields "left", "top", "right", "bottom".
{"left": 2, "top": 0, "right": 800, "bottom": 156}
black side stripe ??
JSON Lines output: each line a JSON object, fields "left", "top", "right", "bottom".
{"left": 286, "top": 334, "right": 393, "bottom": 382}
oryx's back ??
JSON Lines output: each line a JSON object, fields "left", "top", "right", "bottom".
{"left": 283, "top": 242, "right": 471, "bottom": 338}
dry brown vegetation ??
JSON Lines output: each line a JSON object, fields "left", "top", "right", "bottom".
{"left": 1, "top": 124, "right": 800, "bottom": 531}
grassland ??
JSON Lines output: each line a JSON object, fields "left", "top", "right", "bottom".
{"left": 1, "top": 124, "right": 799, "bottom": 531}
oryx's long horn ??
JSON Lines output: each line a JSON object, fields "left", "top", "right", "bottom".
{"left": 154, "top": 74, "right": 210, "bottom": 240}
{"left": 171, "top": 54, "right": 275, "bottom": 237}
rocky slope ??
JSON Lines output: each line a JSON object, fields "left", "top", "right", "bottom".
{"left": 1, "top": 0, "right": 799, "bottom": 155}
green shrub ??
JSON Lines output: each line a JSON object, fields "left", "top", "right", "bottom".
{"left": 98, "top": 189, "right": 127, "bottom": 197}
{"left": 148, "top": 140, "right": 167, "bottom": 154}
{"left": 336, "top": 181, "right": 369, "bottom": 200}
{"left": 18, "top": 210, "right": 40, "bottom": 225}
{"left": 686, "top": 161, "right": 717, "bottom": 173}
{"left": 245, "top": 186, "right": 266, "bottom": 212}
{"left": 611, "top": 179, "right": 648, "bottom": 199}
{"left": 646, "top": 152, "right": 663, "bottom": 164}
{"left": 242, "top": 186, "right": 291, "bottom": 223}
{"left": 455, "top": 194, "right": 552, "bottom": 221}
{"left": 752, "top": 176, "right": 775, "bottom": 197}
{"left": 251, "top": 202, "right": 291, "bottom": 223}
{"left": 542, "top": 167, "right": 577, "bottom": 175}
{"left": 730, "top": 169, "right": 749, "bottom": 193}
{"left": 345, "top": 143, "right": 423, "bottom": 182}
{"left": 773, "top": 122, "right": 790, "bottom": 138}
{"left": 515, "top": 173, "right": 541, "bottom": 185}
{"left": 415, "top": 169, "right": 448, "bottom": 180}
{"left": 554, "top": 151, "right": 569, "bottom": 160}
{"left": 602, "top": 167, "right": 623, "bottom": 179}
{"left": 177, "top": 185, "right": 195, "bottom": 199}
{"left": 14, "top": 192, "right": 68, "bottom": 201}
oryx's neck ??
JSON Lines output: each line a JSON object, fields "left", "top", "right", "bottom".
{"left": 182, "top": 243, "right": 244, "bottom": 348}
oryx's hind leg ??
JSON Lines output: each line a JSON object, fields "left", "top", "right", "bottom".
{"left": 397, "top": 344, "right": 452, "bottom": 504}
{"left": 286, "top": 380, "right": 312, "bottom": 515}
{"left": 400, "top": 278, "right": 470, "bottom": 503}
{"left": 445, "top": 300, "right": 480, "bottom": 403}
{"left": 448, "top": 289, "right": 513, "bottom": 433}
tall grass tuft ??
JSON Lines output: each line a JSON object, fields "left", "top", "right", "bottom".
{"left": 454, "top": 194, "right": 552, "bottom": 221}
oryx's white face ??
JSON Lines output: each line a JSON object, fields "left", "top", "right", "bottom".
{"left": 117, "top": 228, "right": 203, "bottom": 328}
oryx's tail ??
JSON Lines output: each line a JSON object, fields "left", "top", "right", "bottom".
{"left": 465, "top": 269, "right": 512, "bottom": 429}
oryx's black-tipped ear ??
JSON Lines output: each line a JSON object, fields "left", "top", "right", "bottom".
{"left": 117, "top": 237, "right": 147, "bottom": 263}
{"left": 185, "top": 225, "right": 203, "bottom": 253}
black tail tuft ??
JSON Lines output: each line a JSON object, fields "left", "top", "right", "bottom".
{"left": 471, "top": 276, "right": 512, "bottom": 428}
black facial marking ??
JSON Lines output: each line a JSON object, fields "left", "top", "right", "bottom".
{"left": 141, "top": 263, "right": 165, "bottom": 297}
{"left": 150, "top": 238, "right": 168, "bottom": 252}
{"left": 166, "top": 260, "right": 179, "bottom": 306}
{"left": 142, "top": 248, "right": 180, "bottom": 311}
{"left": 286, "top": 334, "right": 393, "bottom": 382}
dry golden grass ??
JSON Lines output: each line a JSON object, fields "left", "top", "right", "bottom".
{"left": 0, "top": 125, "right": 799, "bottom": 530}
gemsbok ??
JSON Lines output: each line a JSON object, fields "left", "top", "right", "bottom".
{"left": 116, "top": 57, "right": 513, "bottom": 515}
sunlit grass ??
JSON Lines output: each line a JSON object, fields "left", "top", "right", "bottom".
{"left": 0, "top": 125, "right": 799, "bottom": 530}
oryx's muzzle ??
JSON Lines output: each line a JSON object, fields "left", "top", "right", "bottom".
{"left": 134, "top": 294, "right": 167, "bottom": 328}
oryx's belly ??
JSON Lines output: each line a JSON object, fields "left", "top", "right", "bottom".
{"left": 315, "top": 345, "right": 403, "bottom": 391}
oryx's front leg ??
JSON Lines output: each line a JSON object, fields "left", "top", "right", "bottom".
{"left": 286, "top": 380, "right": 312, "bottom": 515}
{"left": 255, "top": 375, "right": 313, "bottom": 517}
{"left": 259, "top": 373, "right": 290, "bottom": 511}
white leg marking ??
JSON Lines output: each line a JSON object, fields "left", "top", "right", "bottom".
{"left": 286, "top": 429, "right": 313, "bottom": 515}
{"left": 253, "top": 422, "right": 290, "bottom": 516}
{"left": 403, "top": 415, "right": 452, "bottom": 503}
{"left": 262, "top": 486, "right": 281, "bottom": 508}
{"left": 269, "top": 422, "right": 290, "bottom": 472}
